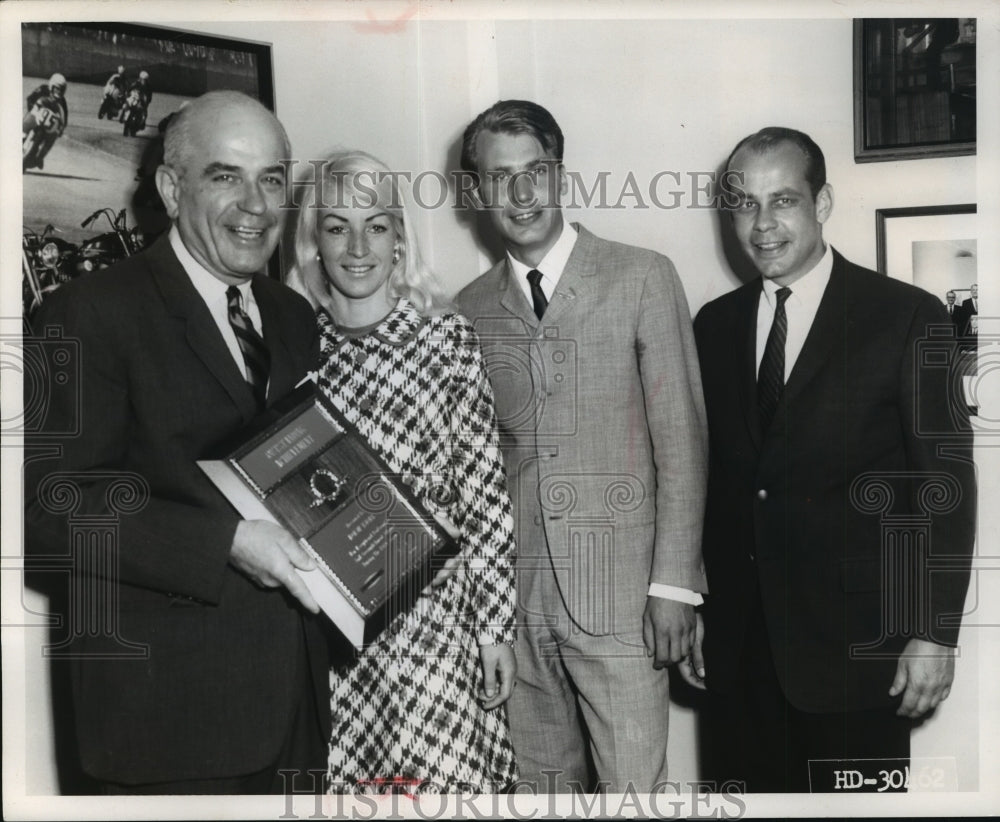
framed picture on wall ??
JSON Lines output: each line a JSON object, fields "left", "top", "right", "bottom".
{"left": 21, "top": 22, "right": 277, "bottom": 316}
{"left": 853, "top": 18, "right": 976, "bottom": 162}
{"left": 875, "top": 203, "right": 977, "bottom": 285}
{"left": 876, "top": 203, "right": 978, "bottom": 392}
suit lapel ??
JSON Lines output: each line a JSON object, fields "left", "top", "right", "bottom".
{"left": 498, "top": 260, "right": 541, "bottom": 329}
{"left": 146, "top": 236, "right": 258, "bottom": 419}
{"left": 494, "top": 222, "right": 600, "bottom": 331}
{"left": 737, "top": 280, "right": 764, "bottom": 451}
{"left": 780, "top": 251, "right": 848, "bottom": 410}
{"left": 541, "top": 223, "right": 598, "bottom": 327}
{"left": 253, "top": 276, "right": 297, "bottom": 403}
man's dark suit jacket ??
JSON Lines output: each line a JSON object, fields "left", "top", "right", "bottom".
{"left": 945, "top": 302, "right": 961, "bottom": 329}
{"left": 693, "top": 250, "right": 975, "bottom": 714}
{"left": 24, "top": 236, "right": 329, "bottom": 784}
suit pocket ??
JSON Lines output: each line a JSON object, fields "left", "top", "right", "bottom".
{"left": 840, "top": 558, "right": 883, "bottom": 592}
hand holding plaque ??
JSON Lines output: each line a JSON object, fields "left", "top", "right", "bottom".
{"left": 199, "top": 383, "right": 456, "bottom": 647}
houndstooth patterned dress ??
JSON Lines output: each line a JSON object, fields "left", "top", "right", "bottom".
{"left": 317, "top": 299, "right": 517, "bottom": 794}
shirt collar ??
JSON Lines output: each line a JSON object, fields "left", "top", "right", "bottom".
{"left": 318, "top": 298, "right": 425, "bottom": 348}
{"left": 760, "top": 243, "right": 833, "bottom": 309}
{"left": 506, "top": 219, "right": 579, "bottom": 286}
{"left": 169, "top": 225, "right": 253, "bottom": 306}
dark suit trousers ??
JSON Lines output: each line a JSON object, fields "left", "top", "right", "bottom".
{"left": 100, "top": 627, "right": 327, "bottom": 795}
{"left": 703, "top": 578, "right": 912, "bottom": 793}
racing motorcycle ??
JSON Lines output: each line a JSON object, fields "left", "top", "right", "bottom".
{"left": 23, "top": 96, "right": 65, "bottom": 171}
{"left": 76, "top": 208, "right": 145, "bottom": 272}
{"left": 22, "top": 210, "right": 145, "bottom": 317}
{"left": 120, "top": 88, "right": 147, "bottom": 137}
{"left": 22, "top": 226, "right": 79, "bottom": 318}
{"left": 97, "top": 80, "right": 124, "bottom": 120}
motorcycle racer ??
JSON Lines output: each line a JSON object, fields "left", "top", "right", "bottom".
{"left": 23, "top": 73, "right": 68, "bottom": 171}
{"left": 98, "top": 64, "right": 126, "bottom": 119}
{"left": 119, "top": 69, "right": 152, "bottom": 133}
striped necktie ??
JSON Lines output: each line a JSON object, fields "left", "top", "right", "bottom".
{"left": 758, "top": 286, "right": 791, "bottom": 432}
{"left": 226, "top": 285, "right": 270, "bottom": 408}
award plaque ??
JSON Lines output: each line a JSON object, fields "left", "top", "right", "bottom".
{"left": 198, "top": 383, "right": 455, "bottom": 648}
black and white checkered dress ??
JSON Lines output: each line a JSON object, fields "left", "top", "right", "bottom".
{"left": 317, "top": 299, "right": 517, "bottom": 794}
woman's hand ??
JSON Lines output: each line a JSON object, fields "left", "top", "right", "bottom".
{"left": 478, "top": 643, "right": 517, "bottom": 710}
{"left": 428, "top": 511, "right": 465, "bottom": 589}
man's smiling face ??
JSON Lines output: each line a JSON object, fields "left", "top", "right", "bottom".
{"left": 159, "top": 98, "right": 288, "bottom": 285}
{"left": 475, "top": 130, "right": 566, "bottom": 268}
{"left": 729, "top": 141, "right": 832, "bottom": 287}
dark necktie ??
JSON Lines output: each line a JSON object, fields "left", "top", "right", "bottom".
{"left": 758, "top": 286, "right": 792, "bottom": 431}
{"left": 226, "top": 285, "right": 270, "bottom": 407}
{"left": 527, "top": 269, "right": 548, "bottom": 321}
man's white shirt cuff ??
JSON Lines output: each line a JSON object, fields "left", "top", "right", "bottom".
{"left": 647, "top": 583, "right": 704, "bottom": 606}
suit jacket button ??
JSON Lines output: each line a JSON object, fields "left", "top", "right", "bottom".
{"left": 757, "top": 489, "right": 768, "bottom": 501}
{"left": 534, "top": 515, "right": 542, "bottom": 525}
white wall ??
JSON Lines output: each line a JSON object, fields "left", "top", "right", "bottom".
{"left": 191, "top": 15, "right": 978, "bottom": 299}
{"left": 18, "top": 10, "right": 988, "bottom": 799}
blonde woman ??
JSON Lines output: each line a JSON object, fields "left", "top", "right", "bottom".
{"left": 287, "top": 150, "right": 517, "bottom": 794}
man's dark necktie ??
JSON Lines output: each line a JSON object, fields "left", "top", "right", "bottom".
{"left": 527, "top": 269, "right": 548, "bottom": 321}
{"left": 758, "top": 286, "right": 791, "bottom": 431}
{"left": 226, "top": 285, "right": 270, "bottom": 407}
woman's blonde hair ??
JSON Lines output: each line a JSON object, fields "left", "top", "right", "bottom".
{"left": 286, "top": 149, "right": 451, "bottom": 316}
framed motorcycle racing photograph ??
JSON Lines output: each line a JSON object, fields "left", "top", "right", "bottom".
{"left": 21, "top": 22, "right": 275, "bottom": 318}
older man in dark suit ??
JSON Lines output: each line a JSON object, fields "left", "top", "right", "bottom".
{"left": 685, "top": 127, "right": 975, "bottom": 792}
{"left": 945, "top": 290, "right": 960, "bottom": 326}
{"left": 25, "top": 91, "right": 330, "bottom": 794}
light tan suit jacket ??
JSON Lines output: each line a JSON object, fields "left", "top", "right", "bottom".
{"left": 459, "top": 224, "right": 708, "bottom": 636}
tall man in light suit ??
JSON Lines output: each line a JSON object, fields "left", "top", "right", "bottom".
{"left": 686, "top": 127, "right": 975, "bottom": 792}
{"left": 25, "top": 91, "right": 330, "bottom": 793}
{"left": 960, "top": 282, "right": 978, "bottom": 350}
{"left": 457, "top": 100, "right": 708, "bottom": 793}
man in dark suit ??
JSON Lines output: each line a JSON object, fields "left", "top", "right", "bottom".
{"left": 684, "top": 127, "right": 975, "bottom": 792}
{"left": 24, "top": 91, "right": 330, "bottom": 794}
{"left": 457, "top": 100, "right": 707, "bottom": 792}
{"left": 945, "top": 290, "right": 961, "bottom": 327}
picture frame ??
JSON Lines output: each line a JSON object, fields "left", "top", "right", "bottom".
{"left": 875, "top": 203, "right": 977, "bottom": 283}
{"left": 21, "top": 22, "right": 278, "bottom": 294}
{"left": 875, "top": 202, "right": 979, "bottom": 407}
{"left": 853, "top": 18, "right": 976, "bottom": 162}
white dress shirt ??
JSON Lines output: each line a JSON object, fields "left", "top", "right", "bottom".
{"left": 507, "top": 220, "right": 701, "bottom": 606}
{"left": 169, "top": 226, "right": 264, "bottom": 383}
{"left": 755, "top": 244, "right": 833, "bottom": 381}
{"left": 507, "top": 219, "right": 578, "bottom": 303}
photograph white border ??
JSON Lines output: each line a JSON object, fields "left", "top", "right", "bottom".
{"left": 3, "top": 1, "right": 998, "bottom": 820}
